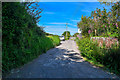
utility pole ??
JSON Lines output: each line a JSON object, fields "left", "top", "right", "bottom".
{"left": 66, "top": 23, "right": 68, "bottom": 39}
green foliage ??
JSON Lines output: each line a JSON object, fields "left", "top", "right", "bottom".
{"left": 77, "top": 2, "right": 120, "bottom": 38}
{"left": 62, "top": 31, "right": 71, "bottom": 40}
{"left": 2, "top": 36, "right": 55, "bottom": 72}
{"left": 76, "top": 38, "right": 120, "bottom": 75}
{"left": 73, "top": 33, "right": 79, "bottom": 37}
{"left": 45, "top": 32, "right": 54, "bottom": 36}
{"left": 77, "top": 16, "right": 92, "bottom": 37}
{"left": 2, "top": 2, "right": 60, "bottom": 74}
{"left": 47, "top": 35, "right": 60, "bottom": 46}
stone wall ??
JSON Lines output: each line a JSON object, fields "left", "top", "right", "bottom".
{"left": 91, "top": 37, "right": 119, "bottom": 48}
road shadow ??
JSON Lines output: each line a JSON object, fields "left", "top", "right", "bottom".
{"left": 64, "top": 53, "right": 80, "bottom": 56}
{"left": 52, "top": 48, "right": 119, "bottom": 78}
{"left": 69, "top": 56, "right": 83, "bottom": 60}
{"left": 5, "top": 46, "right": 119, "bottom": 78}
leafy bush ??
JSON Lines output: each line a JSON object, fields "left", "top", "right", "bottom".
{"left": 73, "top": 33, "right": 79, "bottom": 37}
{"left": 76, "top": 38, "right": 120, "bottom": 75}
{"left": 2, "top": 36, "right": 55, "bottom": 72}
{"left": 2, "top": 2, "right": 60, "bottom": 75}
{"left": 62, "top": 31, "right": 71, "bottom": 40}
{"left": 77, "top": 2, "right": 120, "bottom": 38}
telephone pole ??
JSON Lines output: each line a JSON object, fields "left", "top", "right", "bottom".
{"left": 66, "top": 23, "right": 68, "bottom": 39}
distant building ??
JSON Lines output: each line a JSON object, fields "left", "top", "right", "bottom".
{"left": 77, "top": 28, "right": 82, "bottom": 39}
{"left": 78, "top": 28, "right": 82, "bottom": 34}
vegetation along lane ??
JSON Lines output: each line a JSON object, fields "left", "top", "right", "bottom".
{"left": 7, "top": 40, "right": 118, "bottom": 78}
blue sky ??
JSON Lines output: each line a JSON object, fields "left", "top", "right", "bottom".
{"left": 37, "top": 2, "right": 111, "bottom": 36}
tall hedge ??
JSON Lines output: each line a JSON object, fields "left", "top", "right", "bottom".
{"left": 2, "top": 2, "right": 60, "bottom": 74}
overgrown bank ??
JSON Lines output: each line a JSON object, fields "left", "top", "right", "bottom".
{"left": 2, "top": 2, "right": 60, "bottom": 74}
{"left": 47, "top": 35, "right": 60, "bottom": 46}
{"left": 76, "top": 38, "right": 120, "bottom": 75}
{"left": 75, "top": 2, "right": 120, "bottom": 76}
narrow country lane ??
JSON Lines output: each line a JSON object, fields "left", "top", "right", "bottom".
{"left": 7, "top": 40, "right": 118, "bottom": 78}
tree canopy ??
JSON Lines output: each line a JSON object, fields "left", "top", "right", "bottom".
{"left": 62, "top": 31, "right": 71, "bottom": 40}
{"left": 73, "top": 33, "right": 79, "bottom": 37}
{"left": 77, "top": 2, "right": 120, "bottom": 38}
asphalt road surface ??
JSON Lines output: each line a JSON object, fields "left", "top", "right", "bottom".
{"left": 7, "top": 40, "right": 118, "bottom": 78}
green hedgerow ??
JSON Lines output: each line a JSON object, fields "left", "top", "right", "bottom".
{"left": 76, "top": 38, "right": 120, "bottom": 75}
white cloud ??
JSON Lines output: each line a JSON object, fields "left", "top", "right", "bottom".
{"left": 81, "top": 10, "right": 91, "bottom": 12}
{"left": 44, "top": 25, "right": 78, "bottom": 35}
{"left": 71, "top": 24, "right": 77, "bottom": 27}
{"left": 68, "top": 23, "right": 76, "bottom": 27}
{"left": 45, "top": 25, "right": 64, "bottom": 28}
{"left": 44, "top": 12, "right": 55, "bottom": 14}
{"left": 46, "top": 23, "right": 77, "bottom": 27}
{"left": 71, "top": 19, "right": 81, "bottom": 22}
{"left": 48, "top": 22, "right": 67, "bottom": 25}
{"left": 46, "top": 26, "right": 54, "bottom": 27}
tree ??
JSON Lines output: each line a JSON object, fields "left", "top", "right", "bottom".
{"left": 24, "top": 2, "right": 43, "bottom": 23}
{"left": 62, "top": 31, "right": 71, "bottom": 40}
{"left": 2, "top": 2, "right": 44, "bottom": 73}
{"left": 73, "top": 33, "right": 79, "bottom": 37}
{"left": 77, "top": 2, "right": 119, "bottom": 38}
{"left": 77, "top": 15, "right": 91, "bottom": 36}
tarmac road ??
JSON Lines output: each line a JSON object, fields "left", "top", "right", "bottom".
{"left": 6, "top": 40, "right": 118, "bottom": 78}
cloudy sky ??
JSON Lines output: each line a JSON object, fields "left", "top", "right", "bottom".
{"left": 37, "top": 2, "right": 111, "bottom": 35}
